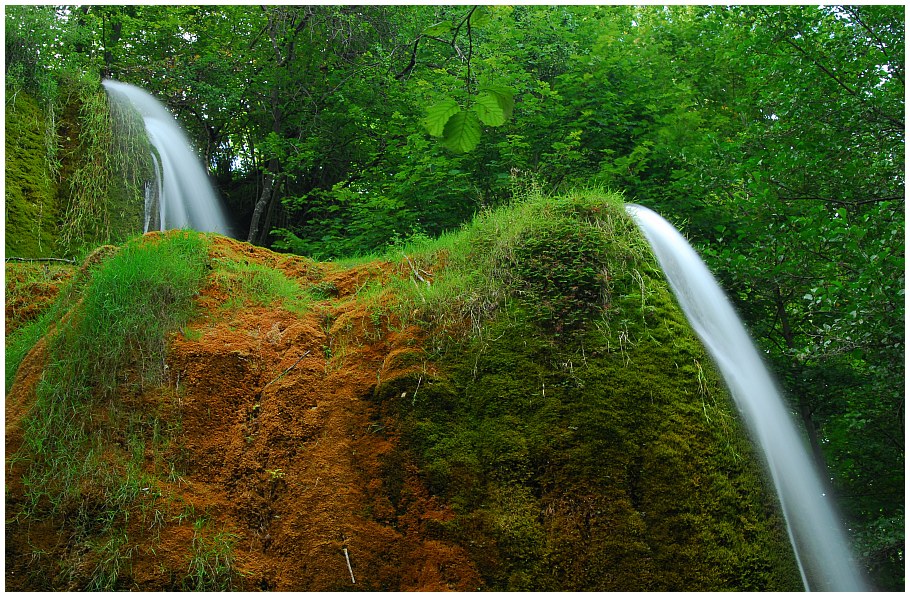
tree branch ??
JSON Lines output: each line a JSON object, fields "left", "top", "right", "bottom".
{"left": 841, "top": 6, "right": 896, "bottom": 74}
{"left": 778, "top": 194, "right": 904, "bottom": 207}
{"left": 5, "top": 256, "right": 78, "bottom": 264}
{"left": 394, "top": 35, "right": 422, "bottom": 80}
{"left": 758, "top": 6, "right": 904, "bottom": 129}
{"left": 394, "top": 7, "right": 477, "bottom": 82}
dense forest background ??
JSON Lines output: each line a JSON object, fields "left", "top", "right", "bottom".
{"left": 5, "top": 5, "right": 904, "bottom": 589}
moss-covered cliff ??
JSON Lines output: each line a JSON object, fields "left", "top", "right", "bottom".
{"left": 371, "top": 191, "right": 802, "bottom": 590}
{"left": 5, "top": 91, "right": 60, "bottom": 257}
{"left": 4, "top": 191, "right": 802, "bottom": 590}
{"left": 5, "top": 78, "right": 148, "bottom": 259}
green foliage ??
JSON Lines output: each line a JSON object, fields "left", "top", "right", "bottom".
{"left": 423, "top": 98, "right": 461, "bottom": 137}
{"left": 424, "top": 85, "right": 516, "bottom": 153}
{"left": 439, "top": 109, "right": 482, "bottom": 153}
{"left": 386, "top": 189, "right": 654, "bottom": 349}
{"left": 474, "top": 86, "right": 514, "bottom": 125}
{"left": 59, "top": 82, "right": 116, "bottom": 249}
{"left": 415, "top": 6, "right": 515, "bottom": 152}
{"left": 5, "top": 68, "right": 149, "bottom": 257}
{"left": 70, "top": 232, "right": 209, "bottom": 394}
{"left": 5, "top": 5, "right": 62, "bottom": 103}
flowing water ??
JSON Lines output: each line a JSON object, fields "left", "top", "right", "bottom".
{"left": 103, "top": 80, "right": 230, "bottom": 235}
{"left": 625, "top": 204, "right": 867, "bottom": 592}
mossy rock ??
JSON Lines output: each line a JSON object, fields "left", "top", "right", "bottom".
{"left": 373, "top": 196, "right": 804, "bottom": 590}
{"left": 511, "top": 221, "right": 610, "bottom": 335}
{"left": 5, "top": 92, "right": 60, "bottom": 258}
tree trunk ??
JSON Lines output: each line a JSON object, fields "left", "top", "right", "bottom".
{"left": 257, "top": 177, "right": 282, "bottom": 245}
{"left": 248, "top": 163, "right": 276, "bottom": 243}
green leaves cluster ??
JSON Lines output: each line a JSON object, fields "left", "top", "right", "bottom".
{"left": 423, "top": 85, "right": 515, "bottom": 153}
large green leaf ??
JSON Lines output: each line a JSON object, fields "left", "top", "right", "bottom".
{"left": 423, "top": 21, "right": 452, "bottom": 37}
{"left": 469, "top": 6, "right": 491, "bottom": 28}
{"left": 473, "top": 91, "right": 507, "bottom": 126}
{"left": 442, "top": 110, "right": 482, "bottom": 153}
{"left": 479, "top": 85, "right": 515, "bottom": 121}
{"left": 423, "top": 98, "right": 461, "bottom": 137}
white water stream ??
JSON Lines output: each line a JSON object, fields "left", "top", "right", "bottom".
{"left": 103, "top": 80, "right": 230, "bottom": 235}
{"left": 626, "top": 204, "right": 867, "bottom": 592}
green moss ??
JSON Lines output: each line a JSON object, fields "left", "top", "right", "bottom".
{"left": 5, "top": 78, "right": 149, "bottom": 258}
{"left": 5, "top": 92, "right": 60, "bottom": 257}
{"left": 375, "top": 191, "right": 803, "bottom": 590}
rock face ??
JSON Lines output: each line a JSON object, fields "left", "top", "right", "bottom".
{"left": 157, "top": 239, "right": 482, "bottom": 590}
{"left": 5, "top": 198, "right": 804, "bottom": 591}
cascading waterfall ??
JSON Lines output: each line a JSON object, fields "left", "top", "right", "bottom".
{"left": 625, "top": 204, "right": 867, "bottom": 592}
{"left": 143, "top": 151, "right": 163, "bottom": 233}
{"left": 103, "top": 80, "right": 230, "bottom": 235}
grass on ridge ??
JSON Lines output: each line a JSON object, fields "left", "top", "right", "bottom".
{"left": 210, "top": 256, "right": 315, "bottom": 315}
{"left": 9, "top": 230, "right": 212, "bottom": 589}
{"left": 368, "top": 187, "right": 657, "bottom": 347}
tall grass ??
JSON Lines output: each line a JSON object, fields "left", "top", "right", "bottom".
{"left": 5, "top": 253, "right": 101, "bottom": 391}
{"left": 12, "top": 231, "right": 209, "bottom": 587}
{"left": 60, "top": 85, "right": 116, "bottom": 250}
{"left": 184, "top": 520, "right": 240, "bottom": 591}
{"left": 60, "top": 80, "right": 151, "bottom": 255}
{"left": 211, "top": 257, "right": 316, "bottom": 314}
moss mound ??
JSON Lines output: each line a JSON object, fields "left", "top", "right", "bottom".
{"left": 373, "top": 190, "right": 802, "bottom": 590}
{"left": 5, "top": 192, "right": 802, "bottom": 590}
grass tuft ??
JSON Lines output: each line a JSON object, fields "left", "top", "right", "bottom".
{"left": 211, "top": 257, "right": 314, "bottom": 314}
{"left": 184, "top": 520, "right": 241, "bottom": 591}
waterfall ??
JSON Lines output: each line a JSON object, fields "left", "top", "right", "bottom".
{"left": 625, "top": 204, "right": 867, "bottom": 592}
{"left": 103, "top": 80, "right": 230, "bottom": 235}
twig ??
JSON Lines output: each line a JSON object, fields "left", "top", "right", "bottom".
{"left": 343, "top": 547, "right": 356, "bottom": 584}
{"left": 412, "top": 375, "right": 423, "bottom": 406}
{"left": 5, "top": 256, "right": 77, "bottom": 264}
{"left": 258, "top": 350, "right": 310, "bottom": 396}
{"left": 405, "top": 255, "right": 430, "bottom": 286}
